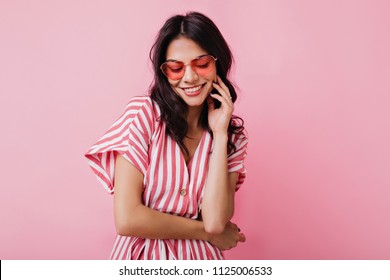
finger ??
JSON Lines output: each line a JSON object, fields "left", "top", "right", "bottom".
{"left": 210, "top": 91, "right": 228, "bottom": 106}
{"left": 216, "top": 76, "right": 232, "bottom": 101}
{"left": 212, "top": 82, "right": 232, "bottom": 104}
{"left": 217, "top": 76, "right": 230, "bottom": 94}
{"left": 238, "top": 233, "right": 246, "bottom": 242}
{"left": 226, "top": 221, "right": 235, "bottom": 229}
{"left": 212, "top": 84, "right": 232, "bottom": 106}
{"left": 210, "top": 89, "right": 232, "bottom": 111}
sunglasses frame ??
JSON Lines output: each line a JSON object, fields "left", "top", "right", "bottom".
{"left": 160, "top": 54, "right": 218, "bottom": 80}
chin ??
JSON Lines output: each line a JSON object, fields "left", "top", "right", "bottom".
{"left": 182, "top": 96, "right": 206, "bottom": 108}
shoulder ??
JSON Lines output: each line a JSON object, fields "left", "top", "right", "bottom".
{"left": 124, "top": 95, "right": 153, "bottom": 113}
{"left": 122, "top": 95, "right": 160, "bottom": 121}
{"left": 120, "top": 95, "right": 162, "bottom": 137}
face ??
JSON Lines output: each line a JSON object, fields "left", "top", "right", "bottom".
{"left": 164, "top": 37, "right": 217, "bottom": 108}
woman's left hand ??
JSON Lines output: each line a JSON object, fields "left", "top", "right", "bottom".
{"left": 207, "top": 76, "right": 234, "bottom": 135}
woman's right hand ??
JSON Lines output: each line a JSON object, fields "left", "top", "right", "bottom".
{"left": 208, "top": 221, "right": 246, "bottom": 251}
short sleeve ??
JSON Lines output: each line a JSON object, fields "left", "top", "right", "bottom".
{"left": 84, "top": 96, "right": 155, "bottom": 194}
{"left": 228, "top": 129, "right": 248, "bottom": 191}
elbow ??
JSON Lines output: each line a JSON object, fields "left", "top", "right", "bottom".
{"left": 203, "top": 220, "right": 226, "bottom": 235}
{"left": 115, "top": 217, "right": 140, "bottom": 236}
{"left": 115, "top": 220, "right": 132, "bottom": 236}
{"left": 202, "top": 210, "right": 233, "bottom": 235}
{"left": 114, "top": 204, "right": 144, "bottom": 236}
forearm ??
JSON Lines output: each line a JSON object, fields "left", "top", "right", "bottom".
{"left": 115, "top": 203, "right": 209, "bottom": 241}
{"left": 201, "top": 133, "right": 234, "bottom": 234}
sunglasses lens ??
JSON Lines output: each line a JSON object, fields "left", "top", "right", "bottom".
{"left": 161, "top": 55, "right": 216, "bottom": 80}
{"left": 161, "top": 61, "right": 185, "bottom": 80}
{"left": 191, "top": 56, "right": 215, "bottom": 76}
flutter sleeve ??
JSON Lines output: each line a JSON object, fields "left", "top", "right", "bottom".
{"left": 227, "top": 128, "right": 248, "bottom": 191}
{"left": 84, "top": 96, "right": 155, "bottom": 194}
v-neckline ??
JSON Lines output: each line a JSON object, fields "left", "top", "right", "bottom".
{"left": 180, "top": 129, "right": 206, "bottom": 169}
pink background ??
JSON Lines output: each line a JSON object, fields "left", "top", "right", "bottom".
{"left": 1, "top": 0, "right": 389, "bottom": 259}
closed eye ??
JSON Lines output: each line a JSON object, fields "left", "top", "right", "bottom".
{"left": 195, "top": 63, "right": 210, "bottom": 69}
{"left": 168, "top": 67, "right": 183, "bottom": 73}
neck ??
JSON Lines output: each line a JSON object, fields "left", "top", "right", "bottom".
{"left": 186, "top": 105, "right": 203, "bottom": 131}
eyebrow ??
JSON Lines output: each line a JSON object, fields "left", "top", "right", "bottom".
{"left": 165, "top": 54, "right": 209, "bottom": 62}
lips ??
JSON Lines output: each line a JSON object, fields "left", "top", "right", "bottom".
{"left": 181, "top": 83, "right": 206, "bottom": 96}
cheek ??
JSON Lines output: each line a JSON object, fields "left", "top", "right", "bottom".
{"left": 168, "top": 80, "right": 181, "bottom": 93}
{"left": 167, "top": 80, "right": 181, "bottom": 95}
{"left": 206, "top": 70, "right": 217, "bottom": 82}
{"left": 203, "top": 84, "right": 211, "bottom": 95}
{"left": 168, "top": 79, "right": 180, "bottom": 87}
{"left": 208, "top": 69, "right": 217, "bottom": 81}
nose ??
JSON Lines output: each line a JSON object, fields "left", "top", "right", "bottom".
{"left": 182, "top": 65, "right": 198, "bottom": 83}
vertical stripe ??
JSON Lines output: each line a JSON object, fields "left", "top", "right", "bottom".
{"left": 191, "top": 240, "right": 201, "bottom": 259}
{"left": 199, "top": 241, "right": 208, "bottom": 259}
{"left": 117, "top": 237, "right": 131, "bottom": 260}
{"left": 109, "top": 235, "right": 121, "bottom": 260}
{"left": 177, "top": 240, "right": 183, "bottom": 259}
{"left": 111, "top": 235, "right": 126, "bottom": 260}
{"left": 170, "top": 144, "right": 186, "bottom": 215}
{"left": 158, "top": 136, "right": 175, "bottom": 212}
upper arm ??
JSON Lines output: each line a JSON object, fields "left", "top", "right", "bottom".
{"left": 228, "top": 131, "right": 248, "bottom": 191}
{"left": 228, "top": 172, "right": 239, "bottom": 190}
{"left": 228, "top": 172, "right": 239, "bottom": 216}
{"left": 113, "top": 154, "right": 144, "bottom": 234}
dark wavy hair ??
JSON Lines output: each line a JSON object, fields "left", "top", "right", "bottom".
{"left": 149, "top": 11, "right": 244, "bottom": 156}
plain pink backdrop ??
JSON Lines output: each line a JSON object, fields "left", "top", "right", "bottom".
{"left": 1, "top": 0, "right": 389, "bottom": 259}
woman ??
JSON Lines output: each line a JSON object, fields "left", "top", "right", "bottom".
{"left": 85, "top": 11, "right": 248, "bottom": 260}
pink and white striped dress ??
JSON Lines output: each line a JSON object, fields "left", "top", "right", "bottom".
{"left": 85, "top": 96, "right": 248, "bottom": 260}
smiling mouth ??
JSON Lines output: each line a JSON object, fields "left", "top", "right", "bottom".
{"left": 181, "top": 83, "right": 206, "bottom": 94}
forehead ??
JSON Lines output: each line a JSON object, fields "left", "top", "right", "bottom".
{"left": 166, "top": 37, "right": 207, "bottom": 61}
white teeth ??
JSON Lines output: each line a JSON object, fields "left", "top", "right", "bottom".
{"left": 183, "top": 85, "right": 202, "bottom": 93}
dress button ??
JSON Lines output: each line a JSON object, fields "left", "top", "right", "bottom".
{"left": 180, "top": 189, "right": 187, "bottom": 196}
